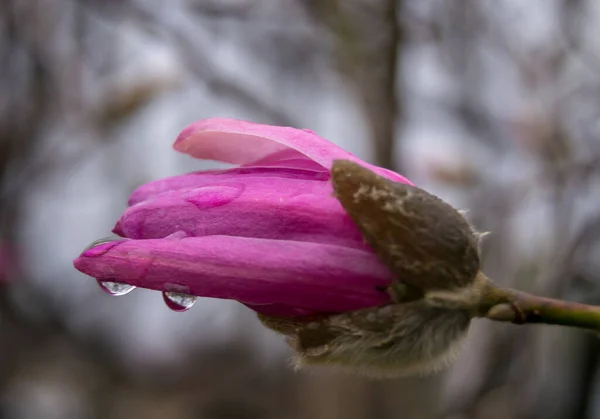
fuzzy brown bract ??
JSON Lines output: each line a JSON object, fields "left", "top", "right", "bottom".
{"left": 331, "top": 160, "right": 481, "bottom": 292}
{"left": 258, "top": 303, "right": 471, "bottom": 378}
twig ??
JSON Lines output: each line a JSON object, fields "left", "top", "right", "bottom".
{"left": 427, "top": 273, "right": 600, "bottom": 331}
{"left": 484, "top": 286, "right": 600, "bottom": 331}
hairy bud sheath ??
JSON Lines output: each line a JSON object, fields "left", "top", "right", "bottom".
{"left": 331, "top": 160, "right": 481, "bottom": 292}
{"left": 261, "top": 160, "right": 485, "bottom": 377}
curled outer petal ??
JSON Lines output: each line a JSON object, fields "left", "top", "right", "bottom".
{"left": 174, "top": 118, "right": 412, "bottom": 184}
{"left": 74, "top": 236, "right": 393, "bottom": 316}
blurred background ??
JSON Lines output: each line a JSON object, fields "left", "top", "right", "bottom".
{"left": 1, "top": 0, "right": 600, "bottom": 418}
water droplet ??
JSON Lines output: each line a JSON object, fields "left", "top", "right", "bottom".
{"left": 163, "top": 291, "right": 196, "bottom": 312}
{"left": 184, "top": 183, "right": 244, "bottom": 209}
{"left": 97, "top": 280, "right": 136, "bottom": 296}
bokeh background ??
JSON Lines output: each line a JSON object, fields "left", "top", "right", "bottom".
{"left": 1, "top": 1, "right": 600, "bottom": 418}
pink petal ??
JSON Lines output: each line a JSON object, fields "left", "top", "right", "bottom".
{"left": 116, "top": 177, "right": 367, "bottom": 249}
{"left": 174, "top": 118, "right": 412, "bottom": 184}
{"left": 242, "top": 303, "right": 314, "bottom": 317}
{"left": 127, "top": 166, "right": 329, "bottom": 206}
{"left": 73, "top": 236, "right": 393, "bottom": 315}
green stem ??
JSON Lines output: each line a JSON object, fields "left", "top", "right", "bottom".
{"left": 426, "top": 273, "right": 600, "bottom": 332}
{"left": 466, "top": 274, "right": 600, "bottom": 331}
{"left": 484, "top": 287, "right": 600, "bottom": 331}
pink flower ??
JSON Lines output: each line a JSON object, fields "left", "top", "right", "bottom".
{"left": 73, "top": 118, "right": 412, "bottom": 317}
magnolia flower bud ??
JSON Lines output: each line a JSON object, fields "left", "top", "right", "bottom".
{"left": 73, "top": 117, "right": 490, "bottom": 378}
